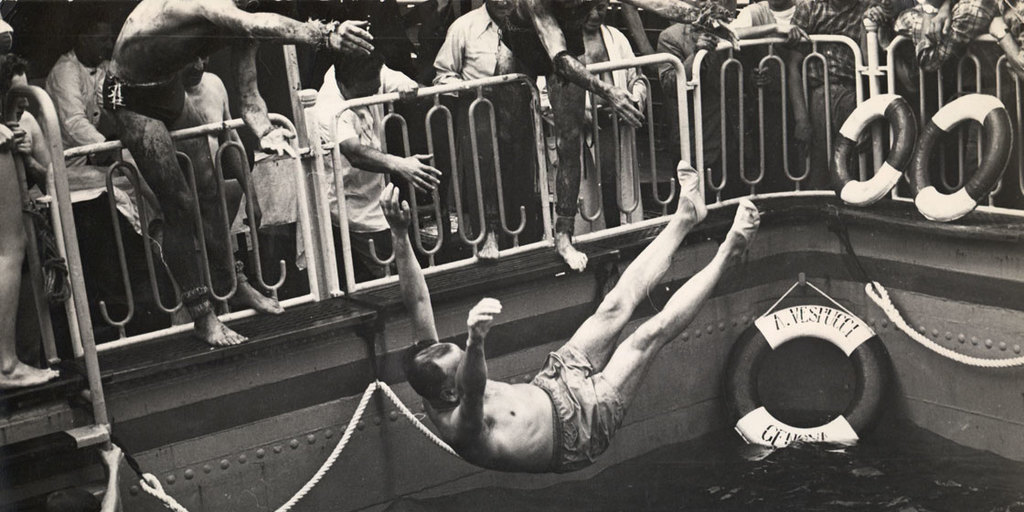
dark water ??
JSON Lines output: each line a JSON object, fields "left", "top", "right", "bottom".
{"left": 388, "top": 420, "right": 1024, "bottom": 512}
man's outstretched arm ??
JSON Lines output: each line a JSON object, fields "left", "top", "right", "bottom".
{"left": 456, "top": 298, "right": 502, "bottom": 437}
{"left": 194, "top": 0, "right": 373, "bottom": 55}
{"left": 232, "top": 41, "right": 297, "bottom": 158}
{"left": 380, "top": 183, "right": 438, "bottom": 342}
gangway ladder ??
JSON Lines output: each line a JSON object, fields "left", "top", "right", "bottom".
{"left": 2, "top": 85, "right": 110, "bottom": 451}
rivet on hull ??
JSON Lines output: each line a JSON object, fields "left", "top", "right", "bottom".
{"left": 239, "top": 454, "right": 247, "bottom": 463}
{"left": 307, "top": 434, "right": 316, "bottom": 444}
{"left": 290, "top": 439, "right": 300, "bottom": 449}
{"left": 166, "top": 475, "right": 175, "bottom": 485}
{"left": 203, "top": 464, "right": 212, "bottom": 474}
{"left": 256, "top": 449, "right": 266, "bottom": 459}
{"left": 220, "top": 460, "right": 230, "bottom": 470}
{"left": 184, "top": 469, "right": 195, "bottom": 480}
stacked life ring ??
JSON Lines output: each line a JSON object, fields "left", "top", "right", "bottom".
{"left": 831, "top": 94, "right": 917, "bottom": 206}
{"left": 724, "top": 304, "right": 892, "bottom": 448}
{"left": 910, "top": 93, "right": 1012, "bottom": 222}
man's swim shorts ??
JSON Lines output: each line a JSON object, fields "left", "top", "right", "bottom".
{"left": 530, "top": 344, "right": 625, "bottom": 473}
{"left": 102, "top": 74, "right": 185, "bottom": 126}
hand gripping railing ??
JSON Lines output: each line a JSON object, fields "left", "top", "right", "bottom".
{"left": 6, "top": 84, "right": 111, "bottom": 443}
{"left": 325, "top": 73, "right": 552, "bottom": 294}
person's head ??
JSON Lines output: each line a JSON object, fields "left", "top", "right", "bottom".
{"left": 74, "top": 19, "right": 114, "bottom": 68}
{"left": 181, "top": 56, "right": 210, "bottom": 89}
{"left": 0, "top": 53, "right": 30, "bottom": 117}
{"left": 0, "top": 18, "right": 13, "bottom": 56}
{"left": 402, "top": 340, "right": 464, "bottom": 408}
{"left": 583, "top": 0, "right": 610, "bottom": 33}
{"left": 45, "top": 488, "right": 101, "bottom": 512}
{"left": 486, "top": 0, "right": 515, "bottom": 23}
{"left": 766, "top": 0, "right": 794, "bottom": 11}
{"left": 333, "top": 52, "right": 385, "bottom": 99}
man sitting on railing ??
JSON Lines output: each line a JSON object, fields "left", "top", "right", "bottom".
{"left": 789, "top": 0, "right": 892, "bottom": 189}
{"left": 315, "top": 52, "right": 442, "bottom": 282}
{"left": 393, "top": 164, "right": 761, "bottom": 473}
{"left": 493, "top": 0, "right": 738, "bottom": 272}
{"left": 102, "top": 0, "right": 374, "bottom": 346}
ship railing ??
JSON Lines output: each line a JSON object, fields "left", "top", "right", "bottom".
{"left": 58, "top": 115, "right": 321, "bottom": 351}
{"left": 6, "top": 84, "right": 110, "bottom": 446}
{"left": 691, "top": 34, "right": 874, "bottom": 203}
{"left": 311, "top": 54, "right": 690, "bottom": 294}
{"left": 873, "top": 25, "right": 1024, "bottom": 213}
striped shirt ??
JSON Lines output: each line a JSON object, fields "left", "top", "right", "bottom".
{"left": 793, "top": 0, "right": 894, "bottom": 84}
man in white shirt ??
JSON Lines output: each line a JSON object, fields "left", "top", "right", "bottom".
{"left": 432, "top": 0, "right": 525, "bottom": 261}
{"left": 45, "top": 19, "right": 116, "bottom": 167}
{"left": 316, "top": 53, "right": 442, "bottom": 281}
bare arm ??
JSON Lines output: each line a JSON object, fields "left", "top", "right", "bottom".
{"left": 380, "top": 183, "right": 438, "bottom": 342}
{"left": 457, "top": 298, "right": 503, "bottom": 436}
{"left": 338, "top": 138, "right": 441, "bottom": 192}
{"left": 195, "top": 0, "right": 373, "bottom": 54}
{"left": 620, "top": 4, "right": 655, "bottom": 55}
{"left": 784, "top": 49, "right": 811, "bottom": 146}
{"left": 232, "top": 42, "right": 300, "bottom": 158}
{"left": 618, "top": 0, "right": 699, "bottom": 22}
{"left": 99, "top": 445, "right": 123, "bottom": 512}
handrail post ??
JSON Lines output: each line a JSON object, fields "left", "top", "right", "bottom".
{"left": 864, "top": 18, "right": 886, "bottom": 182}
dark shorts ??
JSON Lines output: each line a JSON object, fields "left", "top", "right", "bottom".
{"left": 102, "top": 74, "right": 186, "bottom": 126}
{"left": 530, "top": 345, "right": 625, "bottom": 473}
{"left": 499, "top": 15, "right": 585, "bottom": 77}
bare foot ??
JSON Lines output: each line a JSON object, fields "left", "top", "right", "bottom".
{"left": 555, "top": 231, "right": 588, "bottom": 272}
{"left": 194, "top": 312, "right": 248, "bottom": 347}
{"left": 478, "top": 231, "right": 499, "bottom": 263}
{"left": 677, "top": 160, "right": 707, "bottom": 224}
{"left": 0, "top": 362, "right": 59, "bottom": 389}
{"left": 721, "top": 199, "right": 760, "bottom": 260}
{"left": 230, "top": 280, "right": 284, "bottom": 315}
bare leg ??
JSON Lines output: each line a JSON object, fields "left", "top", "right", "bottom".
{"left": 0, "top": 152, "right": 58, "bottom": 388}
{"left": 548, "top": 73, "right": 589, "bottom": 272}
{"left": 181, "top": 137, "right": 282, "bottom": 315}
{"left": 562, "top": 162, "right": 707, "bottom": 369}
{"left": 114, "top": 110, "right": 246, "bottom": 346}
{"left": 601, "top": 199, "right": 760, "bottom": 406}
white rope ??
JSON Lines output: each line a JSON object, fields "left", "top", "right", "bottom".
{"left": 139, "top": 474, "right": 190, "bottom": 512}
{"left": 865, "top": 281, "right": 1024, "bottom": 368}
{"left": 134, "top": 380, "right": 461, "bottom": 512}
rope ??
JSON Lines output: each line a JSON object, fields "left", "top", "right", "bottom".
{"left": 22, "top": 203, "right": 71, "bottom": 304}
{"left": 134, "top": 380, "right": 460, "bottom": 512}
{"left": 865, "top": 281, "right": 1024, "bottom": 368}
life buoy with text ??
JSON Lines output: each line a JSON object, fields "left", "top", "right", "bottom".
{"left": 832, "top": 94, "right": 917, "bottom": 206}
{"left": 910, "top": 94, "right": 1012, "bottom": 222}
{"left": 724, "top": 304, "right": 892, "bottom": 448}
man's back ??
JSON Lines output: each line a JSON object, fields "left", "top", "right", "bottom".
{"left": 111, "top": 0, "right": 235, "bottom": 83}
{"left": 428, "top": 380, "right": 554, "bottom": 473}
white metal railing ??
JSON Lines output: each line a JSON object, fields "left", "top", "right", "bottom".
{"left": 881, "top": 32, "right": 1024, "bottom": 209}
{"left": 7, "top": 84, "right": 110, "bottom": 447}
{"left": 61, "top": 115, "right": 320, "bottom": 351}
{"left": 692, "top": 34, "right": 873, "bottom": 201}
{"left": 310, "top": 54, "right": 689, "bottom": 294}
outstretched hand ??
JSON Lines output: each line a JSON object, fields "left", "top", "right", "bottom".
{"left": 467, "top": 298, "right": 502, "bottom": 340}
{"left": 608, "top": 86, "right": 644, "bottom": 127}
{"left": 380, "top": 182, "right": 411, "bottom": 232}
{"left": 259, "top": 126, "right": 298, "bottom": 158}
{"left": 329, "top": 20, "right": 374, "bottom": 56}
{"left": 394, "top": 153, "right": 442, "bottom": 193}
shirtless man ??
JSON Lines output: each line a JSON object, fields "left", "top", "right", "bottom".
{"left": 179, "top": 56, "right": 284, "bottom": 316}
{"left": 494, "top": 0, "right": 737, "bottom": 272}
{"left": 392, "top": 162, "right": 760, "bottom": 472}
{"left": 103, "top": 0, "right": 372, "bottom": 345}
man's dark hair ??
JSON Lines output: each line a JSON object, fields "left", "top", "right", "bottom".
{"left": 402, "top": 340, "right": 455, "bottom": 402}
{"left": 45, "top": 488, "right": 101, "bottom": 512}
{"left": 333, "top": 51, "right": 385, "bottom": 89}
{"left": 0, "top": 53, "right": 28, "bottom": 98}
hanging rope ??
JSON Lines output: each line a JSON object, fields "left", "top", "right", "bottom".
{"left": 22, "top": 202, "right": 71, "bottom": 303}
{"left": 865, "top": 281, "right": 1024, "bottom": 368}
{"left": 134, "top": 380, "right": 460, "bottom": 512}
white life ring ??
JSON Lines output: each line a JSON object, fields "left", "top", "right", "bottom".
{"left": 831, "top": 94, "right": 917, "bottom": 206}
{"left": 910, "top": 94, "right": 1013, "bottom": 222}
{"left": 724, "top": 304, "right": 892, "bottom": 448}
